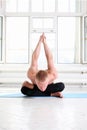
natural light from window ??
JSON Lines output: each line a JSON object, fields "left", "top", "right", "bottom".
{"left": 6, "top": 17, "right": 29, "bottom": 63}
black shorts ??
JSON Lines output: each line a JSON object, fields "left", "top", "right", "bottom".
{"left": 21, "top": 82, "right": 65, "bottom": 96}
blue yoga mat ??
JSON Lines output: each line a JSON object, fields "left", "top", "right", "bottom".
{"left": 64, "top": 93, "right": 87, "bottom": 98}
{"left": 0, "top": 93, "right": 87, "bottom": 98}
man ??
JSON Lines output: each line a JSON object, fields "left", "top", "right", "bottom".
{"left": 21, "top": 33, "right": 65, "bottom": 97}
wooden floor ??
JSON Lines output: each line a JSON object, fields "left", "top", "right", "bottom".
{"left": 0, "top": 84, "right": 87, "bottom": 130}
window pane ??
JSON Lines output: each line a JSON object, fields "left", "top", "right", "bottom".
{"left": 44, "top": 18, "right": 54, "bottom": 29}
{"left": 31, "top": 0, "right": 43, "bottom": 12}
{"left": 31, "top": 0, "right": 55, "bottom": 12}
{"left": 84, "top": 17, "right": 87, "bottom": 62}
{"left": 44, "top": 0, "right": 55, "bottom": 12}
{"left": 6, "top": 17, "right": 29, "bottom": 63}
{"left": 58, "top": 0, "right": 80, "bottom": 12}
{"left": 18, "top": 0, "right": 29, "bottom": 12}
{"left": 32, "top": 18, "right": 54, "bottom": 29}
{"left": 6, "top": 0, "right": 29, "bottom": 12}
{"left": 6, "top": 0, "right": 17, "bottom": 12}
{"left": 58, "top": 0, "right": 69, "bottom": 12}
{"left": 58, "top": 17, "right": 80, "bottom": 63}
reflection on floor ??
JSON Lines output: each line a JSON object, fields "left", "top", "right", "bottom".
{"left": 0, "top": 84, "right": 87, "bottom": 130}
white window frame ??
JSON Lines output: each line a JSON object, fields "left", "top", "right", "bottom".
{"left": 0, "top": 15, "right": 4, "bottom": 63}
{"left": 3, "top": 13, "right": 85, "bottom": 65}
{"left": 0, "top": 0, "right": 4, "bottom": 15}
{"left": 82, "top": 16, "right": 87, "bottom": 64}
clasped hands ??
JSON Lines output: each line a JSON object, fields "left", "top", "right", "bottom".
{"left": 39, "top": 33, "right": 46, "bottom": 43}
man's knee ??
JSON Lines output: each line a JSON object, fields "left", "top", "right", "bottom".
{"left": 21, "top": 86, "right": 28, "bottom": 95}
{"left": 60, "top": 82, "right": 65, "bottom": 91}
{"left": 55, "top": 82, "right": 65, "bottom": 92}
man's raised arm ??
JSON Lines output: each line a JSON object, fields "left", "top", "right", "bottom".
{"left": 43, "top": 34, "right": 54, "bottom": 69}
{"left": 42, "top": 34, "right": 58, "bottom": 80}
{"left": 27, "top": 34, "right": 43, "bottom": 78}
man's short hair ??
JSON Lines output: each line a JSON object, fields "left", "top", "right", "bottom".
{"left": 36, "top": 70, "right": 48, "bottom": 82}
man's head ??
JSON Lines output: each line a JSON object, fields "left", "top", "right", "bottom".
{"left": 35, "top": 70, "right": 49, "bottom": 91}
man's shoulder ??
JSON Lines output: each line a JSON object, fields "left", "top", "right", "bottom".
{"left": 28, "top": 67, "right": 38, "bottom": 75}
{"left": 47, "top": 68, "right": 58, "bottom": 79}
{"left": 47, "top": 68, "right": 57, "bottom": 74}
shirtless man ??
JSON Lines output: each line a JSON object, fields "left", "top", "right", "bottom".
{"left": 21, "top": 33, "right": 65, "bottom": 97}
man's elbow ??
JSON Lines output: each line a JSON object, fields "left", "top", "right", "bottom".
{"left": 27, "top": 70, "right": 30, "bottom": 79}
{"left": 53, "top": 71, "right": 58, "bottom": 79}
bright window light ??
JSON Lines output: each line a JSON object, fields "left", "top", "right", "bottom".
{"left": 58, "top": 17, "right": 80, "bottom": 63}
{"left": 44, "top": 0, "right": 55, "bottom": 12}
{"left": 32, "top": 18, "right": 54, "bottom": 29}
{"left": 58, "top": 0, "right": 80, "bottom": 12}
{"left": 6, "top": 0, "right": 17, "bottom": 12}
{"left": 31, "top": 0, "right": 43, "bottom": 12}
{"left": 31, "top": 0, "right": 55, "bottom": 12}
{"left": 6, "top": 17, "right": 29, "bottom": 63}
{"left": 6, "top": 0, "right": 29, "bottom": 12}
{"left": 18, "top": 0, "right": 29, "bottom": 12}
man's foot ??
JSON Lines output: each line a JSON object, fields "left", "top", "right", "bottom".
{"left": 51, "top": 92, "right": 63, "bottom": 98}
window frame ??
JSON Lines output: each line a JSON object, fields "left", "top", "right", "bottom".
{"left": 0, "top": 16, "right": 4, "bottom": 63}
{"left": 82, "top": 16, "right": 87, "bottom": 64}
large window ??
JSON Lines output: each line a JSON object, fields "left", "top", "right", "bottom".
{"left": 0, "top": 0, "right": 87, "bottom": 64}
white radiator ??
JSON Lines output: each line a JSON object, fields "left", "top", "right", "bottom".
{"left": 0, "top": 64, "right": 87, "bottom": 84}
